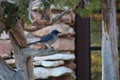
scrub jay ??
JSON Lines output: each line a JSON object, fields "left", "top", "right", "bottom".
{"left": 28, "top": 29, "right": 61, "bottom": 49}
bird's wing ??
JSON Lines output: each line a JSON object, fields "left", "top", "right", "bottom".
{"left": 40, "top": 34, "right": 54, "bottom": 42}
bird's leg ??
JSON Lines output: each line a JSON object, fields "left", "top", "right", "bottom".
{"left": 46, "top": 43, "right": 51, "bottom": 49}
{"left": 45, "top": 43, "right": 54, "bottom": 50}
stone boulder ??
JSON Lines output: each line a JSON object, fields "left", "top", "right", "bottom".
{"left": 32, "top": 23, "right": 74, "bottom": 37}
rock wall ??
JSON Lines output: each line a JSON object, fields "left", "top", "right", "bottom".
{"left": 30, "top": 11, "right": 76, "bottom": 80}
{"left": 0, "top": 11, "right": 76, "bottom": 80}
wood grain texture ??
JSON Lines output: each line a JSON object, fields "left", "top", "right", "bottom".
{"left": 102, "top": 0, "right": 119, "bottom": 80}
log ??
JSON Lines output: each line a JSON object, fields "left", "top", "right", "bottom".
{"left": 0, "top": 56, "right": 23, "bottom": 80}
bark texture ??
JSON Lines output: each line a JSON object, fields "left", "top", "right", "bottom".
{"left": 102, "top": 0, "right": 119, "bottom": 80}
{"left": 9, "top": 21, "right": 34, "bottom": 80}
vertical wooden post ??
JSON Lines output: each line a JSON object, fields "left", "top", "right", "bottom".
{"left": 74, "top": 14, "right": 90, "bottom": 80}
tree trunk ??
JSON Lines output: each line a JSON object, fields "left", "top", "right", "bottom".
{"left": 102, "top": 0, "right": 119, "bottom": 80}
{"left": 9, "top": 21, "right": 34, "bottom": 80}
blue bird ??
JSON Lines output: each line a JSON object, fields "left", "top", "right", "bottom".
{"left": 29, "top": 30, "right": 61, "bottom": 49}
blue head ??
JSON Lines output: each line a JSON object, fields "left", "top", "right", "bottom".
{"left": 51, "top": 30, "right": 61, "bottom": 35}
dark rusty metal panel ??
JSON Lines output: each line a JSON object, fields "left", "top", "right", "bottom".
{"left": 74, "top": 14, "right": 91, "bottom": 80}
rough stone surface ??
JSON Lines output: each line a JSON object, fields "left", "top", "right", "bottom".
{"left": 64, "top": 62, "right": 76, "bottom": 70}
{"left": 33, "top": 60, "right": 64, "bottom": 67}
{"left": 52, "top": 11, "right": 75, "bottom": 25}
{"left": 28, "top": 38, "right": 75, "bottom": 51}
{"left": 34, "top": 66, "right": 73, "bottom": 79}
{"left": 0, "top": 40, "right": 12, "bottom": 58}
{"left": 34, "top": 53, "right": 75, "bottom": 61}
{"left": 32, "top": 23, "right": 75, "bottom": 37}
{"left": 52, "top": 74, "right": 76, "bottom": 80}
{"left": 52, "top": 38, "right": 75, "bottom": 51}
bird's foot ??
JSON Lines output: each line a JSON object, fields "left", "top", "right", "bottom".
{"left": 46, "top": 47, "right": 54, "bottom": 51}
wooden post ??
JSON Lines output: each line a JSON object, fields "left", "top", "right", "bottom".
{"left": 74, "top": 14, "right": 91, "bottom": 80}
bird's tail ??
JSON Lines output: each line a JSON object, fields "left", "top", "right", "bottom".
{"left": 28, "top": 41, "right": 40, "bottom": 46}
